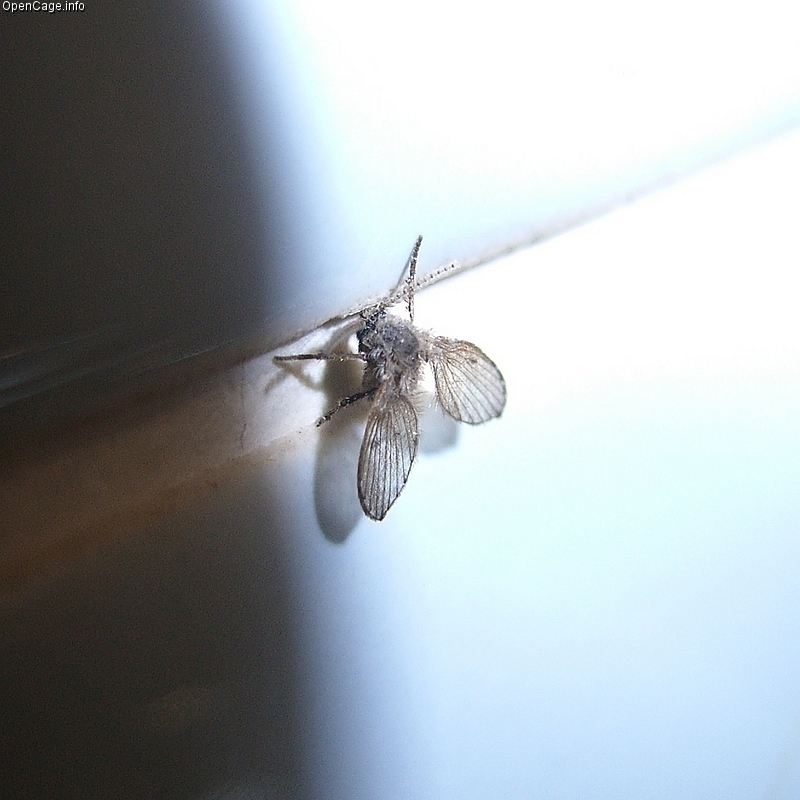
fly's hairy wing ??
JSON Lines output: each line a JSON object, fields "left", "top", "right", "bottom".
{"left": 358, "top": 392, "right": 419, "bottom": 521}
{"left": 429, "top": 337, "right": 506, "bottom": 424}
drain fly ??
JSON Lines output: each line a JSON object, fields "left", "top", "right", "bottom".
{"left": 275, "top": 236, "right": 506, "bottom": 521}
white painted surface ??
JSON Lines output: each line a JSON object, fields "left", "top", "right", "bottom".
{"left": 273, "top": 126, "right": 800, "bottom": 798}
{"left": 6, "top": 4, "right": 800, "bottom": 798}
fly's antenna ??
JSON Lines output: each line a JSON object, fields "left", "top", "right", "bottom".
{"left": 386, "top": 235, "right": 423, "bottom": 312}
{"left": 385, "top": 241, "right": 465, "bottom": 312}
{"left": 413, "top": 257, "right": 461, "bottom": 293}
{"left": 406, "top": 234, "right": 422, "bottom": 321}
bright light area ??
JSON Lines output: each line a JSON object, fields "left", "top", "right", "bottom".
{"left": 217, "top": 0, "right": 800, "bottom": 327}
{"left": 291, "top": 0, "right": 800, "bottom": 250}
{"left": 404, "top": 127, "right": 800, "bottom": 798}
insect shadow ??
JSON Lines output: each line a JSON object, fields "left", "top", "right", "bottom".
{"left": 275, "top": 236, "right": 506, "bottom": 531}
{"left": 311, "top": 347, "right": 461, "bottom": 542}
{"left": 312, "top": 346, "right": 370, "bottom": 542}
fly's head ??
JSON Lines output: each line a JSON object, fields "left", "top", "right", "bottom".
{"left": 356, "top": 303, "right": 385, "bottom": 355}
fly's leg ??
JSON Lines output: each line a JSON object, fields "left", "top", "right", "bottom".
{"left": 275, "top": 351, "right": 372, "bottom": 425}
{"left": 274, "top": 352, "right": 367, "bottom": 363}
{"left": 317, "top": 386, "right": 377, "bottom": 426}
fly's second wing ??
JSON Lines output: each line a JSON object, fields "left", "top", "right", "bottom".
{"left": 428, "top": 337, "right": 506, "bottom": 424}
{"left": 357, "top": 391, "right": 419, "bottom": 521}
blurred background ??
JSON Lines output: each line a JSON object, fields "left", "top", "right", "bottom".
{"left": 3, "top": 1, "right": 800, "bottom": 798}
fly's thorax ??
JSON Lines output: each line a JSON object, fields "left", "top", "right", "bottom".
{"left": 358, "top": 313, "right": 423, "bottom": 391}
